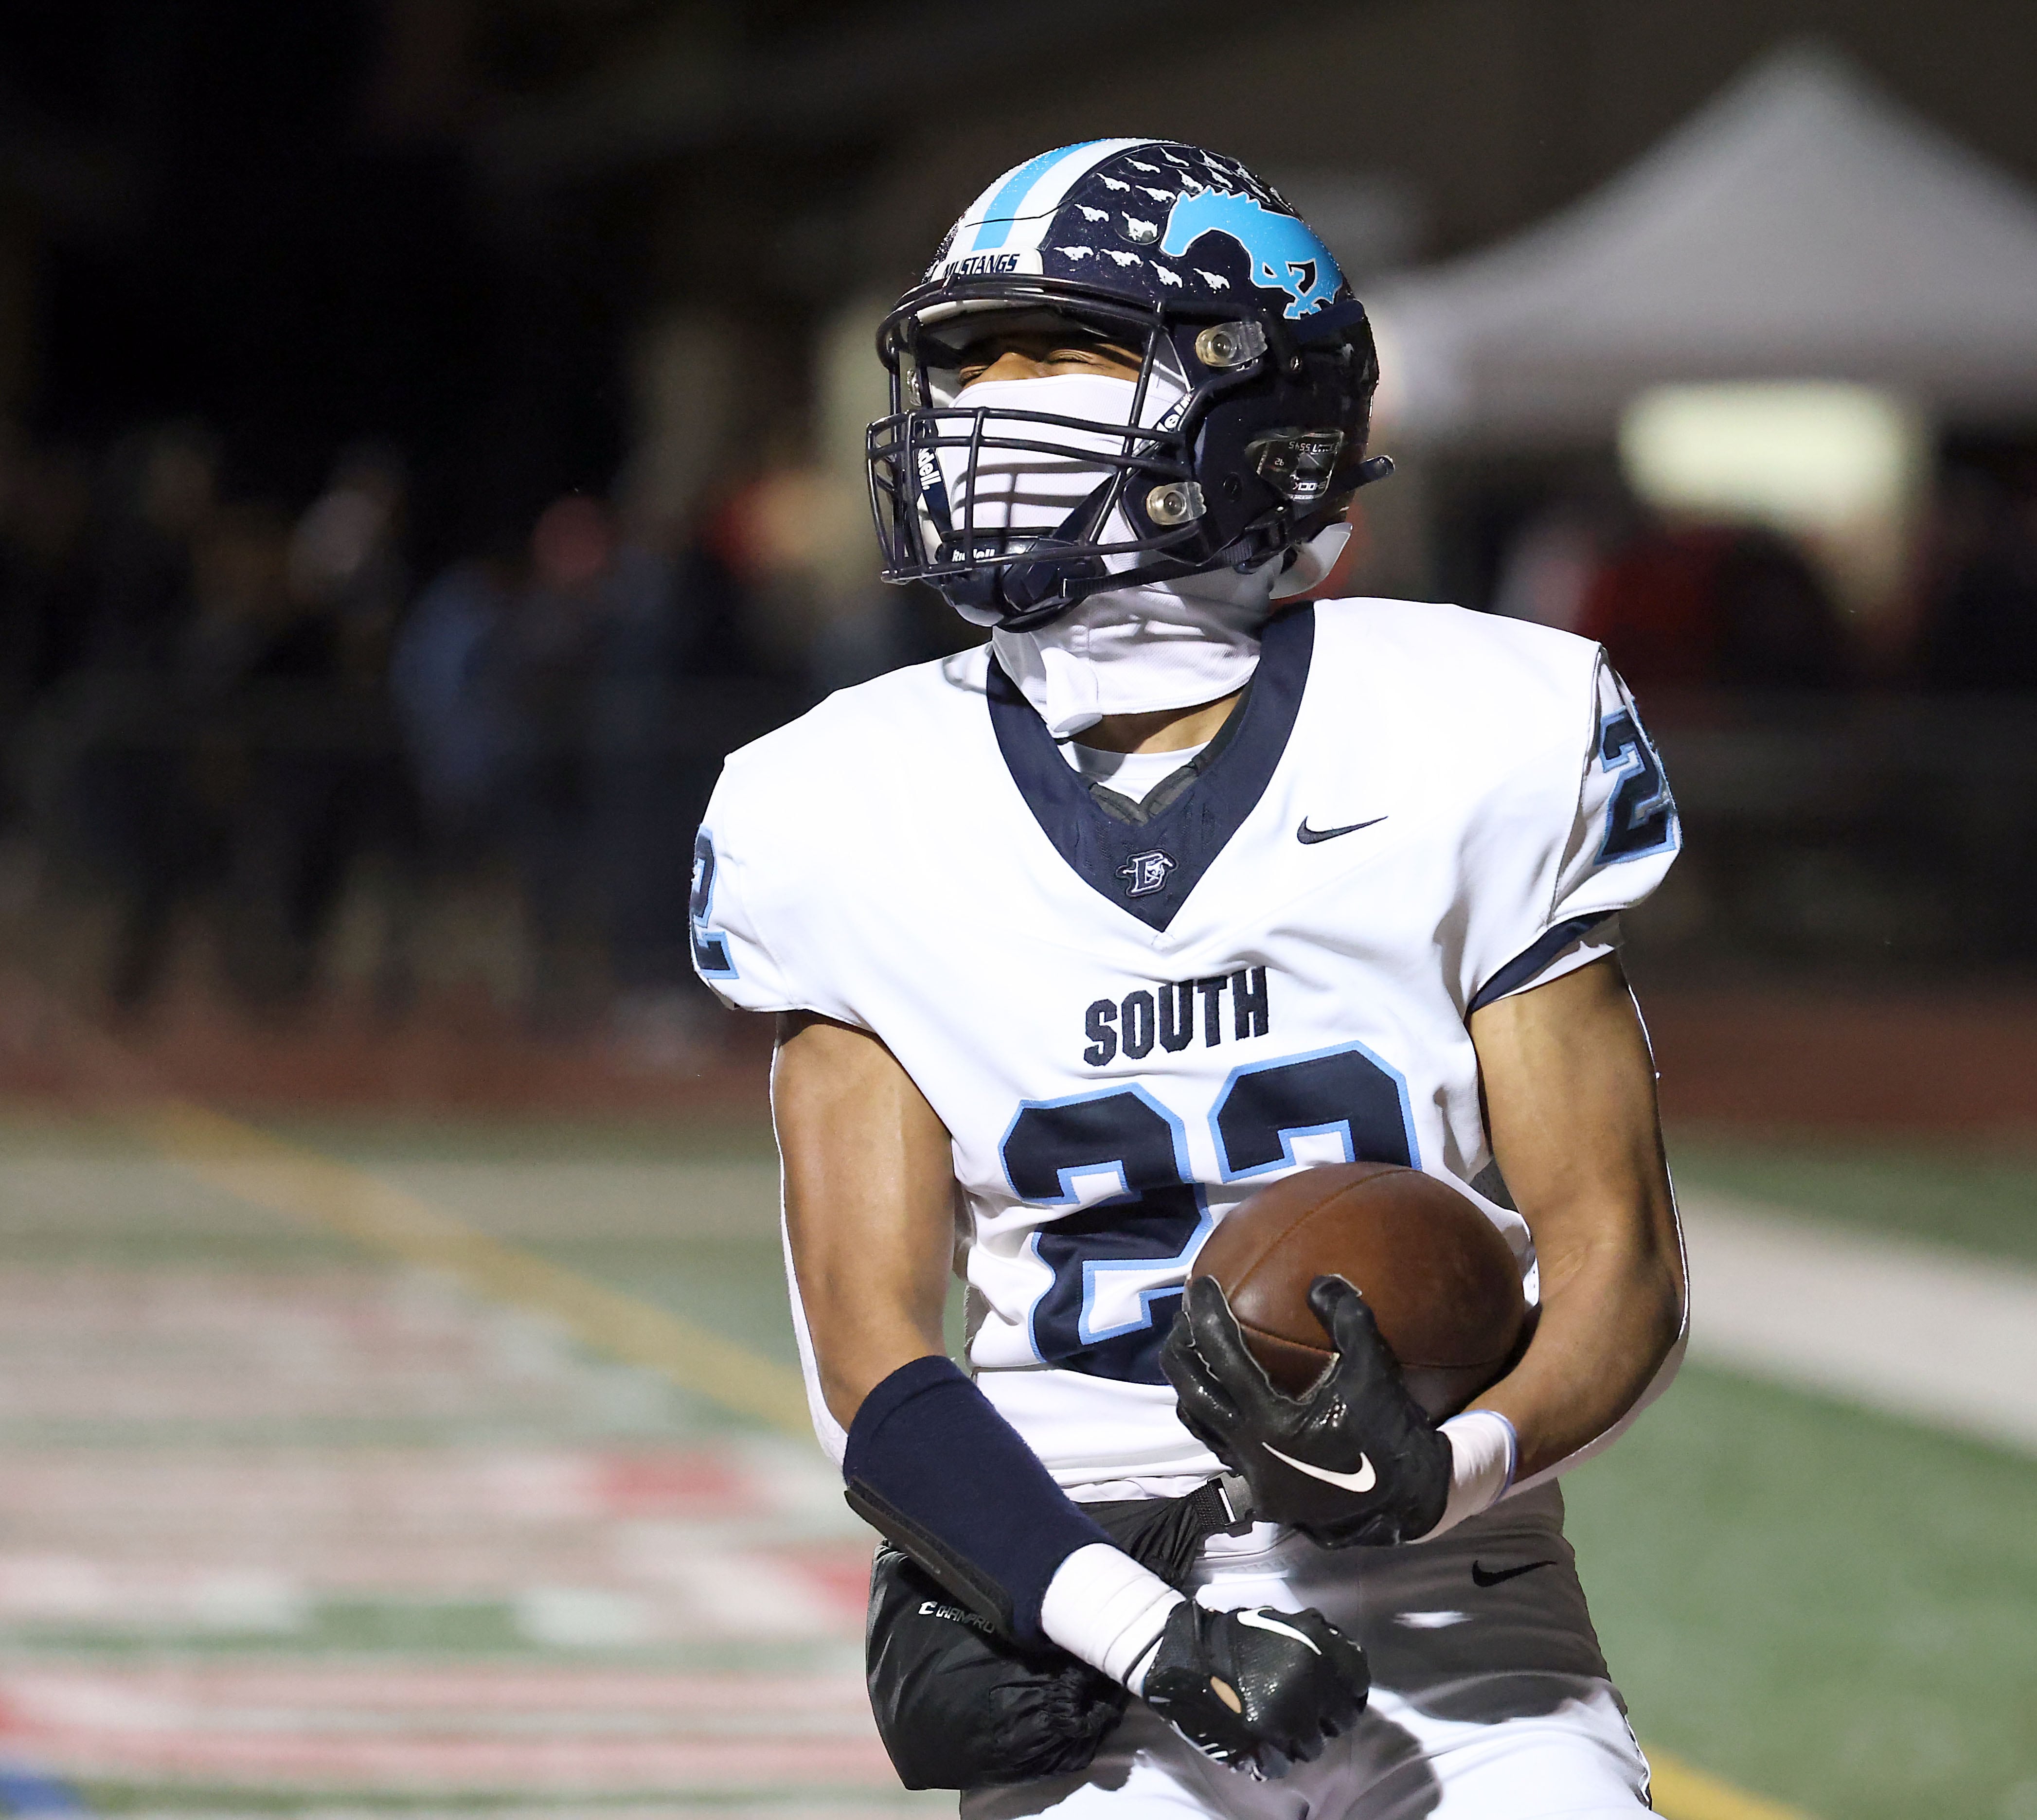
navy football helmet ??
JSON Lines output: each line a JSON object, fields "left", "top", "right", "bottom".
{"left": 867, "top": 139, "right": 1390, "bottom": 632}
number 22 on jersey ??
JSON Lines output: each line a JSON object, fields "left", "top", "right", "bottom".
{"left": 1000, "top": 1044, "right": 1419, "bottom": 1384}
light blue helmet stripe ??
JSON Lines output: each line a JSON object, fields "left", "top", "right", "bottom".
{"left": 967, "top": 139, "right": 1122, "bottom": 253}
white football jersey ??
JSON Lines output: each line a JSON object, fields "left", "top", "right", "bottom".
{"left": 693, "top": 599, "right": 1680, "bottom": 1496}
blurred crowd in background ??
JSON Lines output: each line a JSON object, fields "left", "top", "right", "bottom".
{"left": 1457, "top": 442, "right": 2037, "bottom": 693}
{"left": 0, "top": 413, "right": 950, "bottom": 1043}
{"left": 6, "top": 2, "right": 2037, "bottom": 1047}
{"left": 4, "top": 405, "right": 2036, "bottom": 1041}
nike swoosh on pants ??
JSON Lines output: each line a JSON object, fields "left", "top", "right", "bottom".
{"left": 1470, "top": 1559, "right": 1559, "bottom": 1588}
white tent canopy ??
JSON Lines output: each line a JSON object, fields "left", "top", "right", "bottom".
{"left": 1371, "top": 46, "right": 2037, "bottom": 446}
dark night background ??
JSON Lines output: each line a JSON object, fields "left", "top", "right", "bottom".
{"left": 1, "top": 0, "right": 2036, "bottom": 1045}
{"left": 8, "top": 3, "right": 630, "bottom": 563}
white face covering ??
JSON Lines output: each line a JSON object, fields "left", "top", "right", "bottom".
{"left": 990, "top": 561, "right": 1276, "bottom": 740}
{"left": 941, "top": 371, "right": 1345, "bottom": 739}
{"left": 932, "top": 374, "right": 1163, "bottom": 554}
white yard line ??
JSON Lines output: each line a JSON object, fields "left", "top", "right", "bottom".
{"left": 1677, "top": 1189, "right": 2037, "bottom": 1457}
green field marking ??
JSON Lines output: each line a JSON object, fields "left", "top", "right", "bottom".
{"left": 369, "top": 1158, "right": 784, "bottom": 1242}
{"left": 496, "top": 1238, "right": 805, "bottom": 1371}
{"left": 130, "top": 1101, "right": 813, "bottom": 1438}
{"left": 0, "top": 1123, "right": 363, "bottom": 1267}
{"left": 0, "top": 1620, "right": 872, "bottom": 1676}
{"left": 242, "top": 1121, "right": 808, "bottom": 1373}
{"left": 264, "top": 1112, "right": 782, "bottom": 1167}
{"left": 0, "top": 1105, "right": 169, "bottom": 1155}
{"left": 1667, "top": 1130, "right": 2037, "bottom": 1264}
{"left": 1567, "top": 1362, "right": 2037, "bottom": 1820}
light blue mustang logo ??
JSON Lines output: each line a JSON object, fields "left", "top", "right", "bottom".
{"left": 1159, "top": 188, "right": 1343, "bottom": 318}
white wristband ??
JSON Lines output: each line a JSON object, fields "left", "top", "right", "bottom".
{"left": 1423, "top": 1410, "right": 1519, "bottom": 1540}
{"left": 1038, "top": 1543, "right": 1186, "bottom": 1695}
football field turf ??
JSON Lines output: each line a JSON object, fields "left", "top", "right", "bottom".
{"left": 0, "top": 1106, "right": 2030, "bottom": 1820}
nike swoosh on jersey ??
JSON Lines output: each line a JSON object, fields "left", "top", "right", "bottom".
{"left": 1262, "top": 1443, "right": 1377, "bottom": 1493}
{"left": 1470, "top": 1559, "right": 1559, "bottom": 1588}
{"left": 1295, "top": 816, "right": 1387, "bottom": 845}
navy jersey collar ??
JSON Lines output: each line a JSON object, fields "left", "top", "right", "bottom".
{"left": 987, "top": 605, "right": 1315, "bottom": 931}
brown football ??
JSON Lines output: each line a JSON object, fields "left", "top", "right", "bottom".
{"left": 1190, "top": 1161, "right": 1529, "bottom": 1416}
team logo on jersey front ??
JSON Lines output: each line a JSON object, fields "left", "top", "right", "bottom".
{"left": 1117, "top": 850, "right": 1177, "bottom": 896}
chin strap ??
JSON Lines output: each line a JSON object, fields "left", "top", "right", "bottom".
{"left": 1264, "top": 455, "right": 1394, "bottom": 602}
{"left": 942, "top": 483, "right": 1116, "bottom": 632}
{"left": 954, "top": 453, "right": 1395, "bottom": 630}
{"left": 1269, "top": 523, "right": 1352, "bottom": 602}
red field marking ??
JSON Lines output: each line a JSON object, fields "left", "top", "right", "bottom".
{"left": 0, "top": 1451, "right": 772, "bottom": 1532}
{"left": 0, "top": 1014, "right": 911, "bottom": 1805}
{"left": 0, "top": 1463, "right": 874, "bottom": 1642}
{"left": 591, "top": 1452, "right": 753, "bottom": 1516}
{"left": 2, "top": 1665, "right": 872, "bottom": 1713}
{"left": 0, "top": 1665, "right": 895, "bottom": 1790}
{"left": 784, "top": 1544, "right": 881, "bottom": 1619}
{"left": 0, "top": 1263, "right": 872, "bottom": 1640}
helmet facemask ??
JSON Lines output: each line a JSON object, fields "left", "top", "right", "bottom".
{"left": 869, "top": 294, "right": 1220, "bottom": 632}
{"left": 868, "top": 282, "right": 1384, "bottom": 634}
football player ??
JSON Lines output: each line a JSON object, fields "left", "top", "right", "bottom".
{"left": 693, "top": 139, "right": 1687, "bottom": 1815}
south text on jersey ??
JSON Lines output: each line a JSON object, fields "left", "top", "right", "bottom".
{"left": 1082, "top": 967, "right": 1270, "bottom": 1067}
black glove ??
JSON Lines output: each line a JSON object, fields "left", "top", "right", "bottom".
{"left": 861, "top": 1477, "right": 1250, "bottom": 1790}
{"left": 1160, "top": 1274, "right": 1450, "bottom": 1547}
{"left": 1141, "top": 1597, "right": 1368, "bottom": 1780}
{"left": 865, "top": 1543, "right": 1126, "bottom": 1788}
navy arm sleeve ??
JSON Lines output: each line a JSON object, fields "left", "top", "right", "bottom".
{"left": 843, "top": 1355, "right": 1115, "bottom": 1644}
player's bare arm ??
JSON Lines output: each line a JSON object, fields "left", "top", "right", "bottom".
{"left": 774, "top": 1006, "right": 1366, "bottom": 1780}
{"left": 1165, "top": 957, "right": 1685, "bottom": 1544}
{"left": 1467, "top": 953, "right": 1685, "bottom": 1480}
{"left": 773, "top": 1009, "right": 954, "bottom": 1425}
